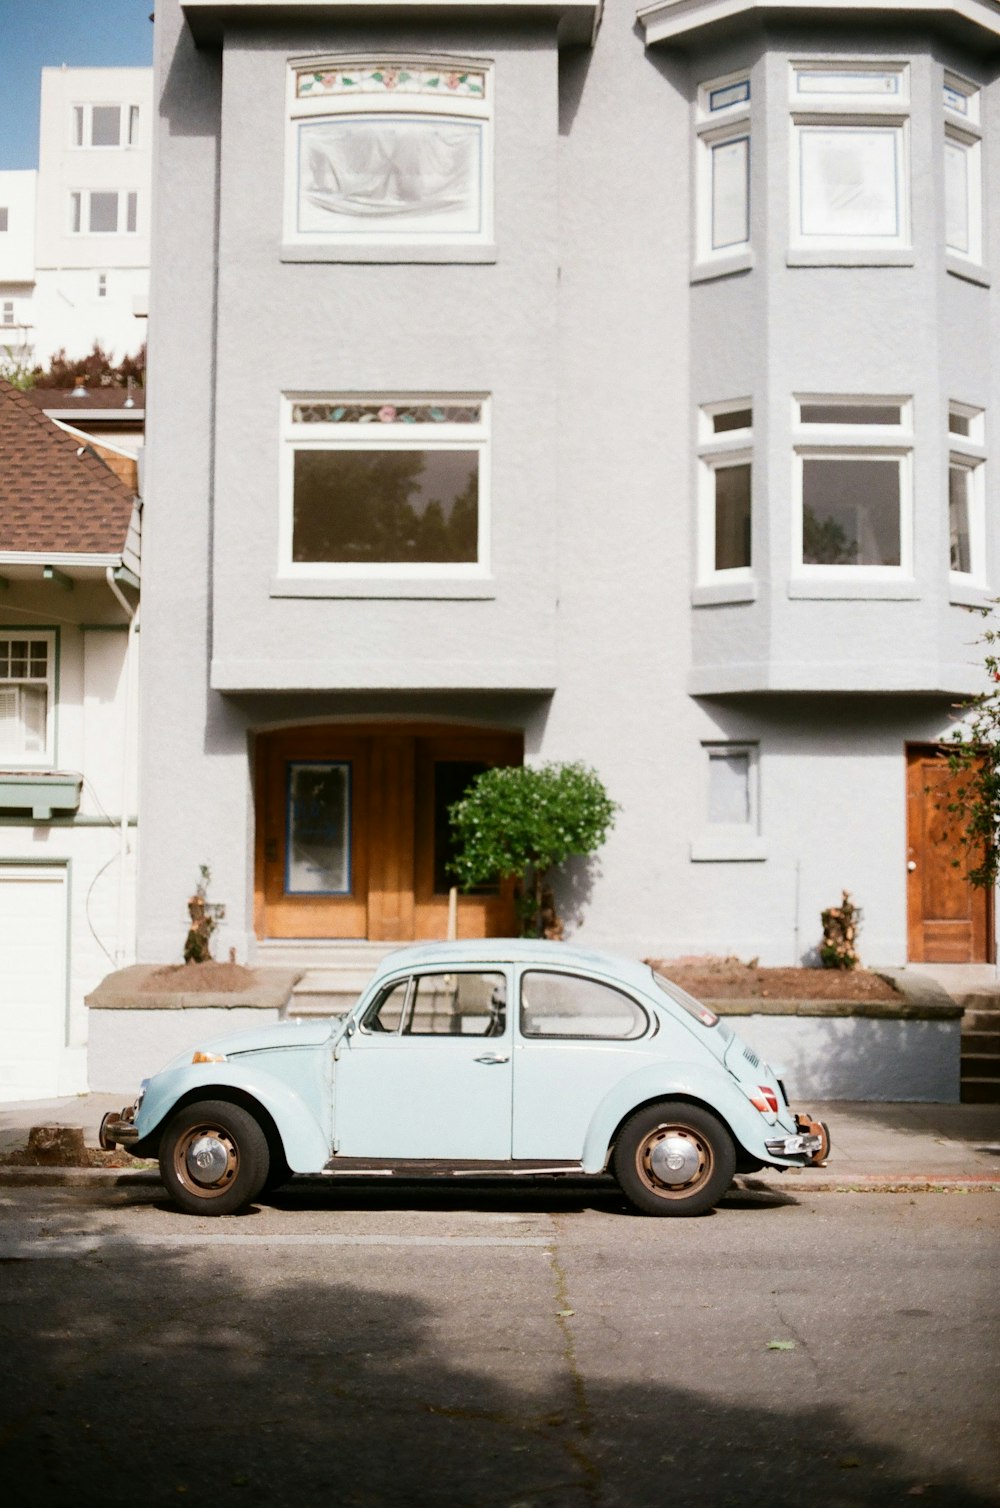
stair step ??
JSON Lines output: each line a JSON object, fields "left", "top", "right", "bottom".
{"left": 955, "top": 993, "right": 1000, "bottom": 1013}
{"left": 961, "top": 1031, "right": 1000, "bottom": 1055}
{"left": 962, "top": 1009, "right": 1000, "bottom": 1032}
{"left": 258, "top": 940, "right": 398, "bottom": 970}
{"left": 960, "top": 1053, "right": 1000, "bottom": 1078}
{"left": 961, "top": 1078, "right": 1000, "bottom": 1104}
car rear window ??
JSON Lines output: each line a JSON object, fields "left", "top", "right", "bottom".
{"left": 650, "top": 970, "right": 719, "bottom": 1027}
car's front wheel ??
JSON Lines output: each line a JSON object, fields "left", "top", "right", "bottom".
{"left": 159, "top": 1099, "right": 269, "bottom": 1216}
{"left": 612, "top": 1101, "right": 736, "bottom": 1216}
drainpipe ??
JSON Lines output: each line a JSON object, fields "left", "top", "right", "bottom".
{"left": 106, "top": 567, "right": 140, "bottom": 967}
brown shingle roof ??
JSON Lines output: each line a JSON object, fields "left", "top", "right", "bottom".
{"left": 0, "top": 379, "right": 135, "bottom": 555}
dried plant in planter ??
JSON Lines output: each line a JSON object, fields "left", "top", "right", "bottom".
{"left": 820, "top": 890, "right": 861, "bottom": 970}
{"left": 184, "top": 864, "right": 226, "bottom": 964}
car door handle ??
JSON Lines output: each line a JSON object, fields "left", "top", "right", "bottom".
{"left": 474, "top": 1053, "right": 510, "bottom": 1065}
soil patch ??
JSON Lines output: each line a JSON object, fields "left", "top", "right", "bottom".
{"left": 139, "top": 961, "right": 259, "bottom": 993}
{"left": 648, "top": 956, "right": 903, "bottom": 1002}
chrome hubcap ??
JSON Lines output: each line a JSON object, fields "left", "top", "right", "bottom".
{"left": 186, "top": 1133, "right": 230, "bottom": 1185}
{"left": 645, "top": 1128, "right": 707, "bottom": 1189}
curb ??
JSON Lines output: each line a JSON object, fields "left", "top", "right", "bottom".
{"left": 1, "top": 1166, "right": 998, "bottom": 1193}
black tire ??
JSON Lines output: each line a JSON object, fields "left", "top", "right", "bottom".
{"left": 612, "top": 1101, "right": 737, "bottom": 1217}
{"left": 159, "top": 1099, "right": 269, "bottom": 1216}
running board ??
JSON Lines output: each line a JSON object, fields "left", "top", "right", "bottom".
{"left": 319, "top": 1158, "right": 584, "bottom": 1178}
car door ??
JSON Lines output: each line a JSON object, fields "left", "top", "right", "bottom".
{"left": 512, "top": 967, "right": 660, "bottom": 1160}
{"left": 333, "top": 967, "right": 513, "bottom": 1159}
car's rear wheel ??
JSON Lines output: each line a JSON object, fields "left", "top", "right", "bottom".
{"left": 159, "top": 1100, "right": 269, "bottom": 1216}
{"left": 612, "top": 1101, "right": 736, "bottom": 1216}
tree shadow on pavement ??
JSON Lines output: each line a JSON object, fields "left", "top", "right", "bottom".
{"left": 0, "top": 1210, "right": 995, "bottom": 1508}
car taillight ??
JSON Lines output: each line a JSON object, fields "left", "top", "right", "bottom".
{"left": 750, "top": 1085, "right": 779, "bottom": 1114}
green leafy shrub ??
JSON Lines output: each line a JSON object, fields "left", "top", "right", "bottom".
{"left": 448, "top": 761, "right": 618, "bottom": 938}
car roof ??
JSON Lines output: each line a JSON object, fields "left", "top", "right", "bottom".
{"left": 373, "top": 938, "right": 657, "bottom": 991}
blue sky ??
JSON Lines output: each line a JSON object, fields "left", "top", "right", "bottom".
{"left": 0, "top": 0, "right": 153, "bottom": 169}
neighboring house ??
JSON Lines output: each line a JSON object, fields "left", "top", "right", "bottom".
{"left": 139, "top": 0, "right": 999, "bottom": 976}
{"left": 0, "top": 379, "right": 140, "bottom": 1101}
{"left": 22, "top": 384, "right": 145, "bottom": 494}
{"left": 0, "top": 67, "right": 152, "bottom": 368}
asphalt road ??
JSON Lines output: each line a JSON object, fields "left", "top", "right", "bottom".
{"left": 0, "top": 1179, "right": 997, "bottom": 1507}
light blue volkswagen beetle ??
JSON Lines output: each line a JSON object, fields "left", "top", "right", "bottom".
{"left": 101, "top": 940, "right": 830, "bottom": 1217}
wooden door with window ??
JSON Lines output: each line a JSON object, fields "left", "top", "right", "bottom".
{"left": 906, "top": 745, "right": 993, "bottom": 962}
{"left": 255, "top": 725, "right": 520, "bottom": 941}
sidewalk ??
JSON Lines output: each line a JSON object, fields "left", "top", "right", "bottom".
{"left": 1, "top": 1093, "right": 999, "bottom": 1193}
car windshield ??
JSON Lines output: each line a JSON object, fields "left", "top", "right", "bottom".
{"left": 650, "top": 969, "right": 720, "bottom": 1028}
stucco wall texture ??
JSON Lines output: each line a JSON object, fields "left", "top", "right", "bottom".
{"left": 139, "top": 0, "right": 999, "bottom": 968}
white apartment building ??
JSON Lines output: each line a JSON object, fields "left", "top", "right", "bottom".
{"left": 0, "top": 66, "right": 152, "bottom": 368}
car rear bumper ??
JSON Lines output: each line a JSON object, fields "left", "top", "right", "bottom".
{"left": 765, "top": 1113, "right": 831, "bottom": 1164}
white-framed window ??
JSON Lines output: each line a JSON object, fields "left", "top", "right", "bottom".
{"left": 943, "top": 74, "right": 982, "bottom": 268}
{"left": 949, "top": 403, "right": 986, "bottom": 585}
{"left": 279, "top": 396, "right": 490, "bottom": 578}
{"left": 0, "top": 208, "right": 8, "bottom": 233}
{"left": 97, "top": 272, "right": 108, "bottom": 299}
{"left": 793, "top": 396, "right": 913, "bottom": 576}
{"left": 2, "top": 301, "right": 14, "bottom": 326}
{"left": 70, "top": 190, "right": 138, "bottom": 235}
{"left": 285, "top": 57, "right": 493, "bottom": 248}
{"left": 72, "top": 103, "right": 140, "bottom": 148}
{"left": 691, "top": 739, "right": 766, "bottom": 862}
{"left": 695, "top": 71, "right": 751, "bottom": 266}
{"left": 789, "top": 62, "right": 910, "bottom": 253}
{"left": 697, "top": 401, "right": 753, "bottom": 582}
{"left": 0, "top": 632, "right": 56, "bottom": 764}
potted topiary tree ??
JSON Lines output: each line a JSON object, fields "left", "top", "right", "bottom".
{"left": 448, "top": 760, "right": 618, "bottom": 938}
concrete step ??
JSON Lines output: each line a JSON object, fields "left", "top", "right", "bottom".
{"left": 961, "top": 1030, "right": 1000, "bottom": 1055}
{"left": 258, "top": 940, "right": 397, "bottom": 969}
{"left": 960, "top": 1053, "right": 1000, "bottom": 1079}
{"left": 955, "top": 993, "right": 1000, "bottom": 1013}
{"left": 961, "top": 1077, "right": 1000, "bottom": 1104}
{"left": 962, "top": 1008, "right": 1000, "bottom": 1031}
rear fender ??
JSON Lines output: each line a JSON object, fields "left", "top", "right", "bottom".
{"left": 580, "top": 1061, "right": 780, "bottom": 1173}
{"left": 134, "top": 1064, "right": 330, "bottom": 1172}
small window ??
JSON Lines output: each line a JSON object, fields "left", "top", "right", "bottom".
{"left": 406, "top": 971, "right": 506, "bottom": 1037}
{"left": 519, "top": 971, "right": 648, "bottom": 1040}
{"left": 698, "top": 402, "right": 753, "bottom": 582}
{"left": 97, "top": 273, "right": 108, "bottom": 299}
{"left": 789, "top": 62, "right": 909, "bottom": 253}
{"left": 708, "top": 746, "right": 751, "bottom": 824}
{"left": 287, "top": 57, "right": 493, "bottom": 250}
{"left": 691, "top": 740, "right": 764, "bottom": 863}
{"left": 943, "top": 77, "right": 982, "bottom": 267}
{"left": 281, "top": 396, "right": 489, "bottom": 577}
{"left": 72, "top": 103, "right": 133, "bottom": 148}
{"left": 0, "top": 633, "right": 55, "bottom": 763}
{"left": 794, "top": 397, "right": 911, "bottom": 575}
{"left": 0, "top": 208, "right": 8, "bottom": 233}
{"left": 128, "top": 105, "right": 140, "bottom": 146}
{"left": 949, "top": 404, "right": 986, "bottom": 585}
{"left": 695, "top": 72, "right": 751, "bottom": 266}
{"left": 285, "top": 761, "right": 351, "bottom": 894}
{"left": 362, "top": 979, "right": 411, "bottom": 1033}
{"left": 2, "top": 302, "right": 14, "bottom": 326}
{"left": 68, "top": 189, "right": 138, "bottom": 235}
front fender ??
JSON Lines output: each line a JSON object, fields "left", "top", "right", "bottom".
{"left": 134, "top": 1064, "right": 331, "bottom": 1172}
{"left": 580, "top": 1060, "right": 777, "bottom": 1173}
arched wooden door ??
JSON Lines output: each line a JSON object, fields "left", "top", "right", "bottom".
{"left": 255, "top": 725, "right": 520, "bottom": 941}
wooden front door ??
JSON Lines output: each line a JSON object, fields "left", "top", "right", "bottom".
{"left": 906, "top": 745, "right": 993, "bottom": 963}
{"left": 256, "top": 726, "right": 520, "bottom": 942}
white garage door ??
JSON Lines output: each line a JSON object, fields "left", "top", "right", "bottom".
{"left": 0, "top": 865, "right": 67, "bottom": 1102}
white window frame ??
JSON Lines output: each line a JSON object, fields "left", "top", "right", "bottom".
{"left": 943, "top": 73, "right": 983, "bottom": 271}
{"left": 691, "top": 740, "right": 767, "bottom": 863}
{"left": 284, "top": 56, "right": 493, "bottom": 253}
{"left": 279, "top": 394, "right": 491, "bottom": 581}
{"left": 0, "top": 631, "right": 57, "bottom": 767}
{"left": 1, "top": 301, "right": 14, "bottom": 326}
{"left": 948, "top": 403, "right": 986, "bottom": 591}
{"left": 69, "top": 189, "right": 138, "bottom": 235}
{"left": 789, "top": 60, "right": 910, "bottom": 256}
{"left": 694, "top": 71, "right": 751, "bottom": 271}
{"left": 71, "top": 103, "right": 140, "bottom": 150}
{"left": 792, "top": 395, "right": 913, "bottom": 581}
{"left": 697, "top": 400, "right": 753, "bottom": 586}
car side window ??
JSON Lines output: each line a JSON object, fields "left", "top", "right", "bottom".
{"left": 519, "top": 971, "right": 648, "bottom": 1040}
{"left": 405, "top": 971, "right": 507, "bottom": 1037}
{"left": 362, "top": 978, "right": 411, "bottom": 1033}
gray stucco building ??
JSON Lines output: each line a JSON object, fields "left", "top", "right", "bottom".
{"left": 140, "top": 0, "right": 1000, "bottom": 974}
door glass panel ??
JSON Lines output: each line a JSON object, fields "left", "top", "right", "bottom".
{"left": 520, "top": 971, "right": 648, "bottom": 1040}
{"left": 432, "top": 760, "right": 496, "bottom": 893}
{"left": 405, "top": 971, "right": 506, "bottom": 1036}
{"left": 286, "top": 761, "right": 351, "bottom": 894}
{"left": 362, "top": 978, "right": 410, "bottom": 1033}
